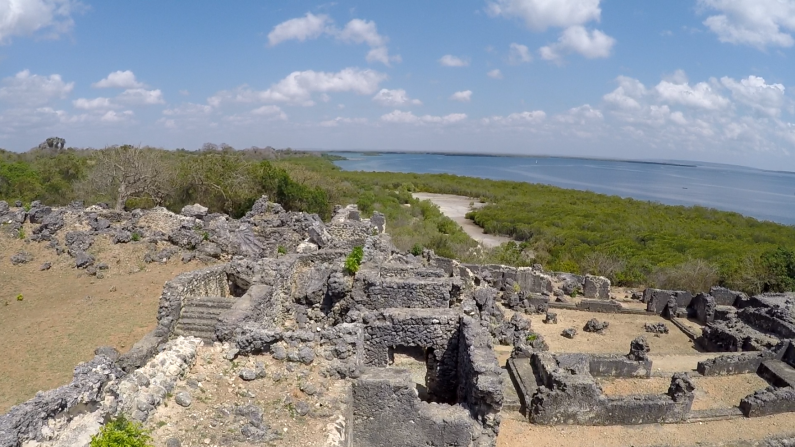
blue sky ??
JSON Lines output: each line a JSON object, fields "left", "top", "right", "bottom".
{"left": 2, "top": 1, "right": 795, "bottom": 170}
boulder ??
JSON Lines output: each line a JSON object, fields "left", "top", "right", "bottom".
{"left": 181, "top": 203, "right": 208, "bottom": 218}
{"left": 583, "top": 318, "right": 609, "bottom": 333}
{"left": 627, "top": 336, "right": 650, "bottom": 361}
{"left": 561, "top": 328, "right": 577, "bottom": 339}
{"left": 28, "top": 206, "right": 51, "bottom": 224}
{"left": 10, "top": 251, "right": 33, "bottom": 265}
{"left": 583, "top": 274, "right": 611, "bottom": 299}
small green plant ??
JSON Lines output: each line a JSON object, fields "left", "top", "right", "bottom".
{"left": 16, "top": 294, "right": 23, "bottom": 301}
{"left": 570, "top": 290, "right": 578, "bottom": 298}
{"left": 90, "top": 416, "right": 153, "bottom": 447}
{"left": 410, "top": 243, "right": 423, "bottom": 257}
{"left": 131, "top": 232, "right": 141, "bottom": 242}
{"left": 23, "top": 203, "right": 31, "bottom": 212}
{"left": 526, "top": 333, "right": 538, "bottom": 342}
{"left": 201, "top": 231, "right": 209, "bottom": 241}
{"left": 277, "top": 245, "right": 287, "bottom": 255}
{"left": 512, "top": 282, "right": 521, "bottom": 293}
{"left": 16, "top": 229, "right": 25, "bottom": 240}
{"left": 344, "top": 246, "right": 364, "bottom": 275}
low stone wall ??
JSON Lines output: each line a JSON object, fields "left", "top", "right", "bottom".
{"left": 576, "top": 299, "right": 622, "bottom": 313}
{"left": 740, "top": 387, "right": 795, "bottom": 417}
{"left": 710, "top": 286, "right": 746, "bottom": 306}
{"left": 588, "top": 355, "right": 652, "bottom": 378}
{"left": 696, "top": 352, "right": 773, "bottom": 376}
{"left": 357, "top": 272, "right": 453, "bottom": 309}
{"left": 644, "top": 289, "right": 693, "bottom": 315}
{"left": 0, "top": 355, "right": 124, "bottom": 447}
{"left": 738, "top": 307, "right": 795, "bottom": 339}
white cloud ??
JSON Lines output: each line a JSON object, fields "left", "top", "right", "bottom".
{"left": 698, "top": 0, "right": 795, "bottom": 49}
{"left": 486, "top": 0, "right": 601, "bottom": 31}
{"left": 251, "top": 105, "right": 287, "bottom": 120}
{"left": 450, "top": 90, "right": 472, "bottom": 102}
{"left": 208, "top": 68, "right": 387, "bottom": 107}
{"left": 487, "top": 69, "right": 504, "bottom": 79}
{"left": 654, "top": 79, "right": 729, "bottom": 110}
{"left": 482, "top": 110, "right": 546, "bottom": 126}
{"left": 92, "top": 70, "right": 145, "bottom": 89}
{"left": 116, "top": 88, "right": 165, "bottom": 105}
{"left": 720, "top": 75, "right": 786, "bottom": 117}
{"left": 267, "top": 12, "right": 332, "bottom": 46}
{"left": 162, "top": 103, "right": 212, "bottom": 116}
{"left": 556, "top": 104, "right": 603, "bottom": 123}
{"left": 0, "top": 0, "right": 83, "bottom": 43}
{"left": 100, "top": 110, "right": 134, "bottom": 123}
{"left": 508, "top": 42, "right": 532, "bottom": 64}
{"left": 72, "top": 97, "right": 114, "bottom": 110}
{"left": 439, "top": 54, "right": 469, "bottom": 67}
{"left": 320, "top": 116, "right": 368, "bottom": 127}
{"left": 267, "top": 14, "right": 399, "bottom": 65}
{"left": 381, "top": 110, "right": 467, "bottom": 125}
{"left": 539, "top": 25, "right": 615, "bottom": 61}
{"left": 372, "top": 88, "right": 421, "bottom": 107}
{"left": 603, "top": 76, "right": 647, "bottom": 110}
{"left": 0, "top": 69, "right": 73, "bottom": 106}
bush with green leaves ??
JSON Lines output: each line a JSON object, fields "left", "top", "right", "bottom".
{"left": 410, "top": 243, "right": 423, "bottom": 256}
{"left": 90, "top": 416, "right": 153, "bottom": 447}
{"left": 345, "top": 246, "right": 364, "bottom": 275}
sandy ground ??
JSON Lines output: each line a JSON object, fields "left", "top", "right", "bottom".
{"left": 412, "top": 193, "right": 513, "bottom": 248}
{"left": 520, "top": 308, "right": 701, "bottom": 355}
{"left": 0, "top": 229, "right": 212, "bottom": 412}
{"left": 497, "top": 412, "right": 795, "bottom": 447}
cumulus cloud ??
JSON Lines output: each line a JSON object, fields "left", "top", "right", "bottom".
{"left": 486, "top": 0, "right": 614, "bottom": 62}
{"left": 116, "top": 88, "right": 165, "bottom": 105}
{"left": 162, "top": 103, "right": 212, "bottom": 116}
{"left": 100, "top": 110, "right": 134, "bottom": 123}
{"left": 450, "top": 90, "right": 472, "bottom": 102}
{"left": 92, "top": 70, "right": 145, "bottom": 89}
{"left": 372, "top": 88, "right": 421, "bottom": 107}
{"left": 267, "top": 12, "right": 332, "bottom": 46}
{"left": 439, "top": 55, "right": 469, "bottom": 67}
{"left": 208, "top": 68, "right": 387, "bottom": 107}
{"left": 0, "top": 0, "right": 83, "bottom": 43}
{"left": 698, "top": 0, "right": 795, "bottom": 49}
{"left": 556, "top": 104, "right": 603, "bottom": 123}
{"left": 720, "top": 75, "right": 786, "bottom": 117}
{"left": 654, "top": 79, "right": 729, "bottom": 111}
{"left": 381, "top": 110, "right": 467, "bottom": 124}
{"left": 251, "top": 105, "right": 287, "bottom": 120}
{"left": 320, "top": 116, "right": 368, "bottom": 127}
{"left": 482, "top": 110, "right": 546, "bottom": 126}
{"left": 539, "top": 26, "right": 615, "bottom": 61}
{"left": 267, "top": 13, "right": 399, "bottom": 65}
{"left": 508, "top": 42, "right": 532, "bottom": 64}
{"left": 603, "top": 76, "right": 647, "bottom": 110}
{"left": 72, "top": 97, "right": 114, "bottom": 110}
{"left": 486, "top": 0, "right": 601, "bottom": 31}
{"left": 487, "top": 69, "right": 504, "bottom": 79}
{"left": 0, "top": 69, "right": 73, "bottom": 106}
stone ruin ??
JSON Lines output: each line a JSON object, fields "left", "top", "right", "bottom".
{"left": 2, "top": 196, "right": 795, "bottom": 446}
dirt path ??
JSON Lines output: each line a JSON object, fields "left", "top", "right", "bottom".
{"left": 412, "top": 193, "right": 513, "bottom": 248}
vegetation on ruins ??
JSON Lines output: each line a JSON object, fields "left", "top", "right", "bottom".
{"left": 89, "top": 416, "right": 153, "bottom": 447}
{"left": 345, "top": 246, "right": 364, "bottom": 275}
{"left": 1, "top": 140, "right": 795, "bottom": 294}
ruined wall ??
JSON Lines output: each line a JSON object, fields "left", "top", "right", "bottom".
{"left": 362, "top": 308, "right": 461, "bottom": 402}
{"left": 350, "top": 369, "right": 476, "bottom": 447}
{"left": 457, "top": 317, "right": 503, "bottom": 442}
{"left": 354, "top": 270, "right": 453, "bottom": 310}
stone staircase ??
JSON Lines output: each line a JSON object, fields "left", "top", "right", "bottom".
{"left": 173, "top": 296, "right": 234, "bottom": 342}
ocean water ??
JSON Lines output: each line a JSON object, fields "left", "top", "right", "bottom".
{"left": 333, "top": 153, "right": 795, "bottom": 225}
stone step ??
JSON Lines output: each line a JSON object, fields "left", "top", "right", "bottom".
{"left": 759, "top": 359, "right": 795, "bottom": 388}
{"left": 180, "top": 308, "right": 227, "bottom": 320}
{"left": 183, "top": 297, "right": 235, "bottom": 309}
{"left": 173, "top": 327, "right": 216, "bottom": 342}
{"left": 501, "top": 369, "right": 521, "bottom": 412}
{"left": 176, "top": 318, "right": 217, "bottom": 331}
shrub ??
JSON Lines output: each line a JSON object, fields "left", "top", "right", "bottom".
{"left": 16, "top": 229, "right": 24, "bottom": 240}
{"left": 90, "top": 416, "right": 153, "bottom": 447}
{"left": 201, "top": 231, "right": 209, "bottom": 241}
{"left": 131, "top": 232, "right": 141, "bottom": 242}
{"left": 277, "top": 245, "right": 287, "bottom": 255}
{"left": 410, "top": 243, "right": 423, "bottom": 256}
{"left": 344, "top": 246, "right": 364, "bottom": 275}
{"left": 649, "top": 259, "right": 719, "bottom": 293}
{"left": 16, "top": 294, "right": 23, "bottom": 301}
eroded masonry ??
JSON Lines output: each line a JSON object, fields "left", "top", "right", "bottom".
{"left": 1, "top": 197, "right": 795, "bottom": 446}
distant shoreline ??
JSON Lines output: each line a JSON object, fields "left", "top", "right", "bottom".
{"left": 329, "top": 150, "right": 698, "bottom": 168}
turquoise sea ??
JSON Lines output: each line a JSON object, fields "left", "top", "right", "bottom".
{"left": 332, "top": 152, "right": 795, "bottom": 226}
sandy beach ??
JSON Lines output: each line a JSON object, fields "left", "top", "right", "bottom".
{"left": 412, "top": 192, "right": 513, "bottom": 248}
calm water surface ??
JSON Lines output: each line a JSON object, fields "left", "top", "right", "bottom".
{"left": 333, "top": 153, "right": 795, "bottom": 225}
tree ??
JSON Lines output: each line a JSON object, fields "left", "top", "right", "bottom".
{"left": 86, "top": 145, "right": 169, "bottom": 211}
